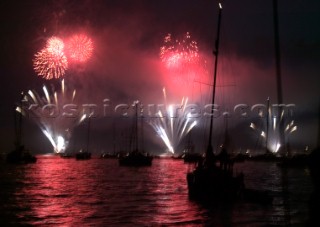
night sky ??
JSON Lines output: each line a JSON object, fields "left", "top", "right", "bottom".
{"left": 1, "top": 0, "right": 319, "bottom": 155}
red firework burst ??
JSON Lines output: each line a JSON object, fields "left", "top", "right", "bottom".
{"left": 33, "top": 48, "right": 68, "bottom": 80}
{"left": 160, "top": 32, "right": 202, "bottom": 91}
{"left": 46, "top": 37, "right": 64, "bottom": 57}
{"left": 160, "top": 32, "right": 199, "bottom": 69}
{"left": 66, "top": 34, "right": 93, "bottom": 63}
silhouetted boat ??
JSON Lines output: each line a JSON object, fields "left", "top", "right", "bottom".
{"left": 76, "top": 116, "right": 92, "bottom": 160}
{"left": 250, "top": 151, "right": 280, "bottom": 162}
{"left": 6, "top": 94, "right": 37, "bottom": 164}
{"left": 118, "top": 102, "right": 153, "bottom": 167}
{"left": 232, "top": 153, "right": 250, "bottom": 162}
{"left": 274, "top": 142, "right": 309, "bottom": 168}
{"left": 100, "top": 152, "right": 118, "bottom": 159}
{"left": 182, "top": 137, "right": 203, "bottom": 163}
{"left": 277, "top": 153, "right": 309, "bottom": 168}
{"left": 119, "top": 151, "right": 152, "bottom": 166}
{"left": 183, "top": 153, "right": 203, "bottom": 163}
{"left": 59, "top": 152, "right": 73, "bottom": 158}
{"left": 100, "top": 120, "right": 119, "bottom": 159}
{"left": 307, "top": 147, "right": 320, "bottom": 226}
{"left": 75, "top": 151, "right": 91, "bottom": 160}
{"left": 7, "top": 146, "right": 37, "bottom": 164}
{"left": 186, "top": 3, "right": 244, "bottom": 203}
{"left": 171, "top": 154, "right": 183, "bottom": 160}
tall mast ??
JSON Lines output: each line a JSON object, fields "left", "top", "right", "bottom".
{"left": 113, "top": 118, "right": 116, "bottom": 154}
{"left": 15, "top": 92, "right": 24, "bottom": 148}
{"left": 266, "top": 97, "right": 270, "bottom": 152}
{"left": 272, "top": 0, "right": 285, "bottom": 154}
{"left": 206, "top": 3, "right": 222, "bottom": 158}
{"left": 135, "top": 102, "right": 139, "bottom": 152}
{"left": 317, "top": 101, "right": 320, "bottom": 148}
{"left": 86, "top": 117, "right": 91, "bottom": 153}
{"left": 141, "top": 114, "right": 144, "bottom": 152}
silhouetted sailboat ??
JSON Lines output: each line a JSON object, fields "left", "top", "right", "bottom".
{"left": 119, "top": 101, "right": 153, "bottom": 166}
{"left": 186, "top": 3, "right": 244, "bottom": 202}
{"left": 100, "top": 118, "right": 118, "bottom": 159}
{"left": 271, "top": 0, "right": 307, "bottom": 169}
{"left": 6, "top": 93, "right": 37, "bottom": 164}
{"left": 183, "top": 134, "right": 202, "bottom": 163}
{"left": 76, "top": 116, "right": 91, "bottom": 160}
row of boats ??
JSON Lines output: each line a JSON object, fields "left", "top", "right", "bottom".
{"left": 59, "top": 150, "right": 153, "bottom": 167}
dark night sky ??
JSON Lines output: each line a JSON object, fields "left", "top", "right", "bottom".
{"left": 0, "top": 0, "right": 319, "bottom": 155}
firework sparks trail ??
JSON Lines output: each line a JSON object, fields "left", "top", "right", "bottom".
{"left": 33, "top": 49, "right": 68, "bottom": 80}
{"left": 148, "top": 89, "right": 197, "bottom": 154}
{"left": 19, "top": 79, "right": 86, "bottom": 153}
{"left": 250, "top": 106, "right": 297, "bottom": 153}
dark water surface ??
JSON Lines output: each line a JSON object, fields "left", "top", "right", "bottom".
{"left": 0, "top": 156, "right": 313, "bottom": 226}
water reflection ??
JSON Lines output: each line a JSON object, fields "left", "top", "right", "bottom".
{"left": 150, "top": 160, "right": 204, "bottom": 225}
{"left": 0, "top": 157, "right": 313, "bottom": 226}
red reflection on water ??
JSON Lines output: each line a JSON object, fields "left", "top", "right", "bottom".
{"left": 149, "top": 159, "right": 203, "bottom": 225}
{"left": 9, "top": 156, "right": 312, "bottom": 226}
{"left": 19, "top": 156, "right": 84, "bottom": 225}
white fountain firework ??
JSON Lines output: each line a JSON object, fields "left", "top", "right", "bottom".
{"left": 17, "top": 79, "right": 86, "bottom": 153}
{"left": 250, "top": 103, "right": 297, "bottom": 153}
{"left": 148, "top": 88, "right": 197, "bottom": 154}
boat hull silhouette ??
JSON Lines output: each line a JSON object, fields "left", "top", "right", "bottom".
{"left": 6, "top": 146, "right": 37, "bottom": 164}
{"left": 119, "top": 151, "right": 153, "bottom": 167}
